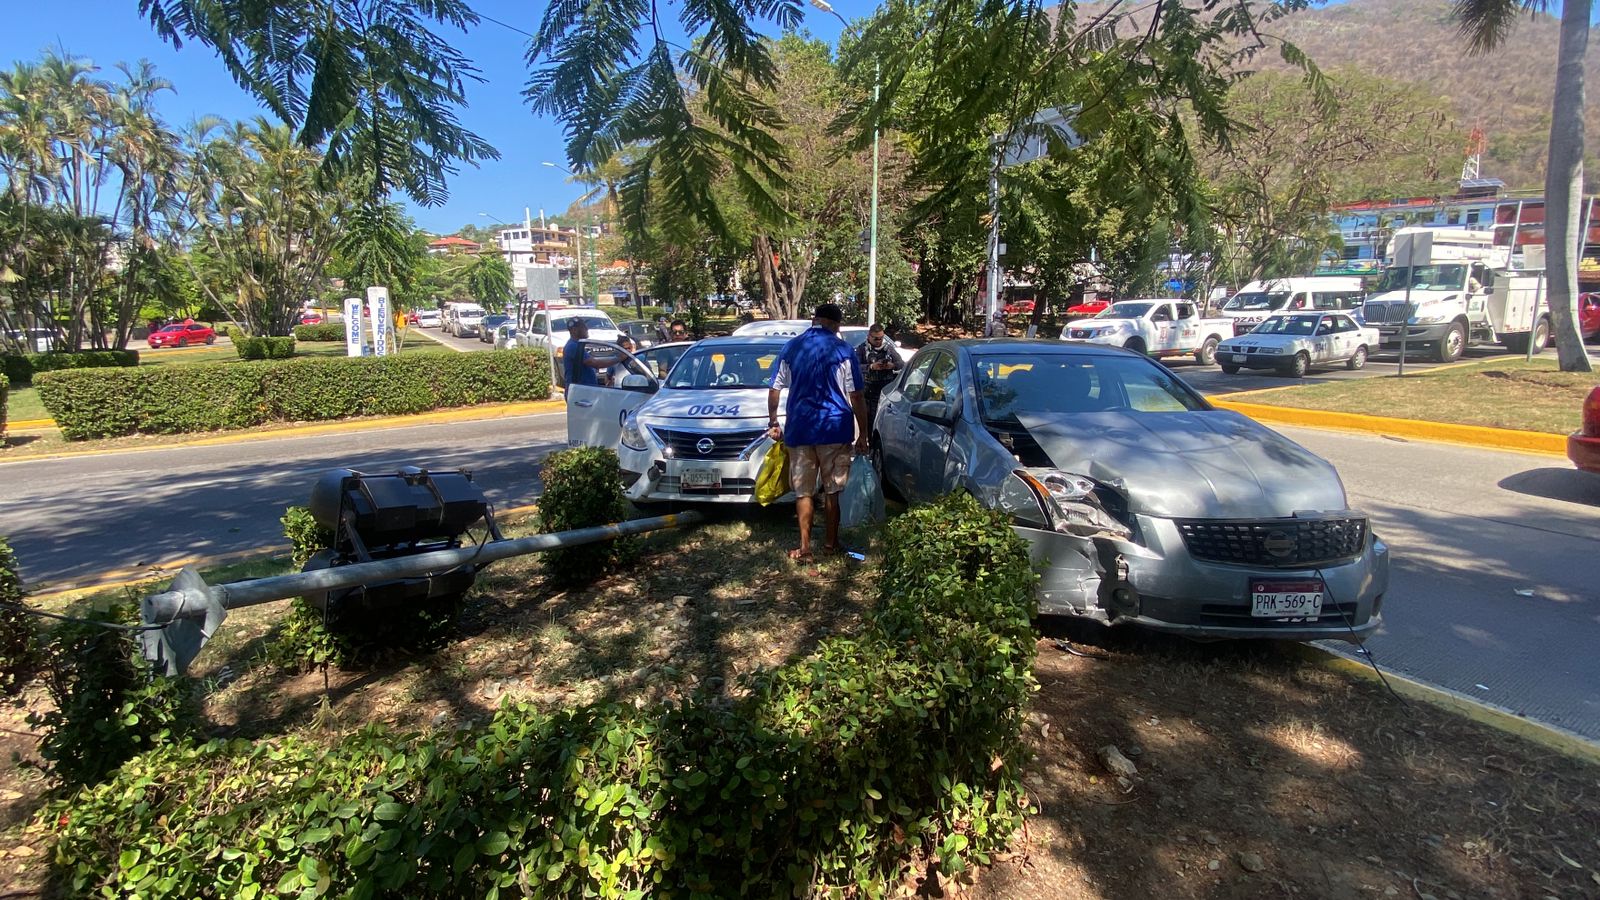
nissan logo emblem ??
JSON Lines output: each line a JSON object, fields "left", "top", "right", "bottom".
{"left": 696, "top": 437, "right": 715, "bottom": 455}
{"left": 1262, "top": 531, "right": 1295, "bottom": 557}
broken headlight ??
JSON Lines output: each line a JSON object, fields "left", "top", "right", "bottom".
{"left": 1001, "top": 468, "right": 1133, "bottom": 539}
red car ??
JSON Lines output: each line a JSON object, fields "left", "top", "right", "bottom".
{"left": 148, "top": 321, "right": 215, "bottom": 348}
{"left": 1580, "top": 293, "right": 1600, "bottom": 341}
{"left": 1003, "top": 299, "right": 1035, "bottom": 315}
{"left": 300, "top": 312, "right": 324, "bottom": 325}
{"left": 1569, "top": 385, "right": 1600, "bottom": 473}
{"left": 1064, "top": 298, "right": 1110, "bottom": 318}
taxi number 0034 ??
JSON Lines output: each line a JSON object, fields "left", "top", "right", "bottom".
{"left": 687, "top": 404, "right": 740, "bottom": 416}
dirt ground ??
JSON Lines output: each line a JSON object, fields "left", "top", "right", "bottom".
{"left": 2, "top": 512, "right": 1598, "bottom": 898}
{"left": 974, "top": 623, "right": 1600, "bottom": 900}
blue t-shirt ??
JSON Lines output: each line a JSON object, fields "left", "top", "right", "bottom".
{"left": 563, "top": 337, "right": 596, "bottom": 387}
{"left": 772, "top": 327, "right": 862, "bottom": 446}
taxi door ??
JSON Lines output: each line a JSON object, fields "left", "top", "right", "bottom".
{"left": 566, "top": 341, "right": 659, "bottom": 448}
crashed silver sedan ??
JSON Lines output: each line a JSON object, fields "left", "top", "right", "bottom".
{"left": 872, "top": 339, "right": 1388, "bottom": 642}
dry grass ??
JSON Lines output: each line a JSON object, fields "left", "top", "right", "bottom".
{"left": 1243, "top": 358, "right": 1598, "bottom": 433}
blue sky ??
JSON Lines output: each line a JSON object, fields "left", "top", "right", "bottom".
{"left": 0, "top": 0, "right": 877, "bottom": 235}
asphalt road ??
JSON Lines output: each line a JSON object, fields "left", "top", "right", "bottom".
{"left": 0, "top": 413, "right": 570, "bottom": 586}
{"left": 1278, "top": 425, "right": 1600, "bottom": 741}
{"left": 1173, "top": 345, "right": 1520, "bottom": 396}
{"left": 416, "top": 323, "right": 497, "bottom": 353}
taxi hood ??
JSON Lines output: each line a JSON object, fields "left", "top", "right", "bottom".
{"left": 1016, "top": 410, "right": 1347, "bottom": 519}
{"left": 638, "top": 387, "right": 777, "bottom": 427}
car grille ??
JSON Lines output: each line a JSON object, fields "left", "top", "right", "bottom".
{"left": 1176, "top": 517, "right": 1367, "bottom": 568}
{"left": 1067, "top": 328, "right": 1092, "bottom": 339}
{"left": 650, "top": 428, "right": 767, "bottom": 461}
{"left": 658, "top": 476, "right": 756, "bottom": 496}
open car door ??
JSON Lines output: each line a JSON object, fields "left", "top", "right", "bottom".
{"left": 566, "top": 341, "right": 659, "bottom": 448}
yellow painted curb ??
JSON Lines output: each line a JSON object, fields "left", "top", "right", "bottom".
{"left": 6, "top": 418, "right": 54, "bottom": 429}
{"left": 1212, "top": 398, "right": 1568, "bottom": 456}
{"left": 24, "top": 503, "right": 542, "bottom": 600}
{"left": 1293, "top": 645, "right": 1600, "bottom": 766}
{"left": 0, "top": 399, "right": 565, "bottom": 464}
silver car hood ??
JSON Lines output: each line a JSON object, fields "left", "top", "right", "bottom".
{"left": 1016, "top": 410, "right": 1347, "bottom": 519}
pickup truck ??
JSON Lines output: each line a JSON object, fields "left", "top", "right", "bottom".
{"left": 1061, "top": 299, "right": 1232, "bottom": 365}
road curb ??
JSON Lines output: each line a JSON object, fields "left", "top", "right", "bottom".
{"left": 6, "top": 418, "right": 54, "bottom": 429}
{"left": 1211, "top": 398, "right": 1568, "bottom": 456}
{"left": 1291, "top": 644, "right": 1600, "bottom": 765}
{"left": 23, "top": 503, "right": 544, "bottom": 599}
{"left": 0, "top": 399, "right": 566, "bottom": 464}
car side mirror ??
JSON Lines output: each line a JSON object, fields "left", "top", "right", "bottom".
{"left": 910, "top": 400, "right": 958, "bottom": 427}
{"left": 619, "top": 373, "right": 657, "bottom": 392}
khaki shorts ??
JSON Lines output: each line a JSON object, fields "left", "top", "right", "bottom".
{"left": 790, "top": 444, "right": 852, "bottom": 496}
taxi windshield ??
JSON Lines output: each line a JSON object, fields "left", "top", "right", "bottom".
{"left": 667, "top": 345, "right": 782, "bottom": 389}
{"left": 1251, "top": 316, "right": 1319, "bottom": 335}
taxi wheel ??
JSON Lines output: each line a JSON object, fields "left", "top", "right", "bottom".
{"left": 1219, "top": 363, "right": 1240, "bottom": 375}
{"left": 1346, "top": 346, "right": 1367, "bottom": 370}
{"left": 1287, "top": 352, "right": 1309, "bottom": 378}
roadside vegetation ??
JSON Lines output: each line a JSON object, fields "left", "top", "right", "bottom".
{"left": 1241, "top": 358, "right": 1598, "bottom": 434}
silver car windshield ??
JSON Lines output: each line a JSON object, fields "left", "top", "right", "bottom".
{"left": 973, "top": 353, "right": 1206, "bottom": 420}
{"left": 666, "top": 345, "right": 782, "bottom": 389}
{"left": 1251, "top": 317, "right": 1318, "bottom": 335}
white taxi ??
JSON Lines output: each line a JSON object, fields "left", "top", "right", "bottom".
{"left": 565, "top": 335, "right": 792, "bottom": 504}
{"left": 1216, "top": 311, "right": 1381, "bottom": 378}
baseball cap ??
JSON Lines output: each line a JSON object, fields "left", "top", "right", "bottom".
{"left": 814, "top": 303, "right": 843, "bottom": 322}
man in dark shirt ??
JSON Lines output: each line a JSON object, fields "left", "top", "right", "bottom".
{"left": 561, "top": 318, "right": 608, "bottom": 388}
{"left": 854, "top": 323, "right": 903, "bottom": 444}
{"left": 767, "top": 303, "right": 868, "bottom": 561}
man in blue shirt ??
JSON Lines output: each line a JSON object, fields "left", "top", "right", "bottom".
{"left": 766, "top": 303, "right": 868, "bottom": 561}
{"left": 561, "top": 318, "right": 607, "bottom": 388}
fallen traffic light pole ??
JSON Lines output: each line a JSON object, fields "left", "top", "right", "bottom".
{"left": 136, "top": 467, "right": 704, "bottom": 676}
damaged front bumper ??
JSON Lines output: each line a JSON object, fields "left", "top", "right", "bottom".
{"left": 1018, "top": 513, "right": 1388, "bottom": 644}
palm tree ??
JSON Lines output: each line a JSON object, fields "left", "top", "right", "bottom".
{"left": 1455, "top": 0, "right": 1593, "bottom": 372}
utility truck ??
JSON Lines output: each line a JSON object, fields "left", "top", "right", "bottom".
{"left": 1357, "top": 228, "right": 1549, "bottom": 362}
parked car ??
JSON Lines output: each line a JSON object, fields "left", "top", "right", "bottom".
{"left": 1569, "top": 384, "right": 1600, "bottom": 473}
{"left": 1580, "top": 292, "right": 1600, "bottom": 341}
{"left": 492, "top": 322, "right": 519, "bottom": 350}
{"left": 478, "top": 314, "right": 511, "bottom": 343}
{"left": 616, "top": 319, "right": 659, "bottom": 349}
{"left": 1215, "top": 311, "right": 1380, "bottom": 377}
{"left": 447, "top": 303, "right": 487, "bottom": 337}
{"left": 1003, "top": 299, "right": 1036, "bottom": 315}
{"left": 1218, "top": 276, "right": 1366, "bottom": 335}
{"left": 565, "top": 336, "right": 791, "bottom": 503}
{"left": 1064, "top": 298, "right": 1110, "bottom": 318}
{"left": 872, "top": 339, "right": 1388, "bottom": 642}
{"left": 1062, "top": 299, "right": 1231, "bottom": 365}
{"left": 148, "top": 321, "right": 216, "bottom": 348}
{"left": 415, "top": 309, "right": 442, "bottom": 328}
{"left": 299, "top": 312, "right": 324, "bottom": 325}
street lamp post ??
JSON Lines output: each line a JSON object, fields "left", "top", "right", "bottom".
{"left": 811, "top": 0, "right": 880, "bottom": 328}
{"left": 542, "top": 161, "right": 586, "bottom": 304}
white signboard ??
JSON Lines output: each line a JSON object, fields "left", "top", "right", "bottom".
{"left": 367, "top": 287, "right": 391, "bottom": 357}
{"left": 343, "top": 297, "right": 364, "bottom": 357}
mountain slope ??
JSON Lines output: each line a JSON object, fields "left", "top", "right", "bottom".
{"left": 1261, "top": 0, "right": 1598, "bottom": 190}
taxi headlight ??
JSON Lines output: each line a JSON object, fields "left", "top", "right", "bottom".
{"left": 620, "top": 416, "right": 650, "bottom": 452}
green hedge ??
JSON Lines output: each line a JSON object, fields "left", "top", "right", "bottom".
{"left": 35, "top": 350, "right": 553, "bottom": 440}
{"left": 233, "top": 336, "right": 297, "bottom": 360}
{"left": 538, "top": 447, "right": 633, "bottom": 583}
{"left": 1, "top": 349, "right": 139, "bottom": 384}
{"left": 0, "top": 536, "right": 39, "bottom": 696}
{"left": 47, "top": 492, "right": 1037, "bottom": 897}
{"left": 293, "top": 322, "right": 345, "bottom": 342}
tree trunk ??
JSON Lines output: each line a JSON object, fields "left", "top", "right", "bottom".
{"left": 1544, "top": 0, "right": 1595, "bottom": 372}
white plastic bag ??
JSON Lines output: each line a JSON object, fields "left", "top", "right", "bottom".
{"left": 839, "top": 454, "right": 886, "bottom": 528}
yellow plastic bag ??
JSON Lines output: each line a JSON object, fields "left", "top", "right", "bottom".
{"left": 755, "top": 440, "right": 790, "bottom": 506}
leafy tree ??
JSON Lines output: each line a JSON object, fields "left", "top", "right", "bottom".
{"left": 331, "top": 201, "right": 426, "bottom": 304}
{"left": 1203, "top": 68, "right": 1452, "bottom": 285}
{"left": 171, "top": 119, "right": 351, "bottom": 335}
{"left": 137, "top": 0, "right": 497, "bottom": 207}
{"left": 466, "top": 253, "right": 513, "bottom": 312}
{"left": 1455, "top": 0, "right": 1594, "bottom": 372}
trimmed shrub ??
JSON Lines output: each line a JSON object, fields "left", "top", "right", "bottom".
{"left": 46, "top": 492, "right": 1037, "bottom": 896}
{"left": 232, "top": 335, "right": 296, "bottom": 360}
{"left": 293, "top": 322, "right": 345, "bottom": 342}
{"left": 537, "top": 447, "right": 632, "bottom": 583}
{"left": 0, "top": 536, "right": 39, "bottom": 695}
{"left": 215, "top": 323, "right": 246, "bottom": 341}
{"left": 35, "top": 350, "right": 553, "bottom": 440}
{"left": 28, "top": 601, "right": 198, "bottom": 786}
{"left": 1, "top": 349, "right": 139, "bottom": 384}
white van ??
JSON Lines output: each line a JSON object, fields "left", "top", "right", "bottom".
{"left": 1218, "top": 277, "right": 1366, "bottom": 335}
